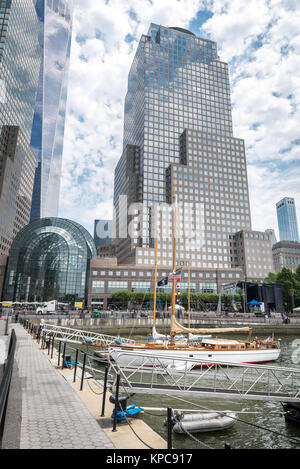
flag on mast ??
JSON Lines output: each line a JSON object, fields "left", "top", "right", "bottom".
{"left": 168, "top": 268, "right": 182, "bottom": 280}
{"left": 158, "top": 277, "right": 168, "bottom": 287}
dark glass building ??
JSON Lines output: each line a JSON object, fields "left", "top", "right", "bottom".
{"left": 94, "top": 219, "right": 112, "bottom": 247}
{"left": 30, "top": 0, "right": 74, "bottom": 222}
{"left": 276, "top": 197, "right": 299, "bottom": 243}
{"left": 0, "top": 0, "right": 42, "bottom": 255}
{"left": 3, "top": 217, "right": 97, "bottom": 302}
{"left": 113, "top": 24, "right": 252, "bottom": 269}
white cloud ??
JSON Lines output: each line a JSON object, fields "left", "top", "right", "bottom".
{"left": 59, "top": 0, "right": 300, "bottom": 241}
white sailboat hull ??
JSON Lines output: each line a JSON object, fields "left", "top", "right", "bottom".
{"left": 109, "top": 346, "right": 281, "bottom": 368}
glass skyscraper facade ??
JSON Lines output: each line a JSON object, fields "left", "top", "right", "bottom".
{"left": 0, "top": 0, "right": 42, "bottom": 255}
{"left": 3, "top": 217, "right": 97, "bottom": 302}
{"left": 30, "top": 0, "right": 73, "bottom": 222}
{"left": 114, "top": 24, "right": 252, "bottom": 270}
{"left": 276, "top": 197, "right": 299, "bottom": 242}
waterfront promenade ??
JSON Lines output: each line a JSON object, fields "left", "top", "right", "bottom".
{"left": 0, "top": 320, "right": 116, "bottom": 449}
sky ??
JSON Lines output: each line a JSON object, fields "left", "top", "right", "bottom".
{"left": 58, "top": 0, "right": 300, "bottom": 241}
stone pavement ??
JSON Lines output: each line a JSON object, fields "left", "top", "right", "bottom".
{"left": 4, "top": 322, "right": 115, "bottom": 449}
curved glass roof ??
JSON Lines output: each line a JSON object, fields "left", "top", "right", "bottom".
{"left": 3, "top": 217, "right": 96, "bottom": 303}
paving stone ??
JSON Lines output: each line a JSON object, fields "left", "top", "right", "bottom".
{"left": 10, "top": 324, "right": 115, "bottom": 449}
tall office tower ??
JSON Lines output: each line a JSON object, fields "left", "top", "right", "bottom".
{"left": 114, "top": 24, "right": 252, "bottom": 269}
{"left": 276, "top": 197, "right": 299, "bottom": 242}
{"left": 30, "top": 0, "right": 73, "bottom": 222}
{"left": 0, "top": 0, "right": 42, "bottom": 255}
{"left": 94, "top": 219, "right": 112, "bottom": 248}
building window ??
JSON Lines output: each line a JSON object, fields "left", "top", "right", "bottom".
{"left": 108, "top": 281, "right": 128, "bottom": 293}
{"left": 92, "top": 281, "right": 105, "bottom": 293}
{"left": 131, "top": 281, "right": 151, "bottom": 292}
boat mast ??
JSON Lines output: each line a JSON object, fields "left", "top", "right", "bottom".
{"left": 153, "top": 234, "right": 158, "bottom": 332}
{"left": 188, "top": 261, "right": 190, "bottom": 329}
{"left": 170, "top": 182, "right": 177, "bottom": 346}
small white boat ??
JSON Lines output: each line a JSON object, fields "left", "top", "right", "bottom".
{"left": 172, "top": 411, "right": 237, "bottom": 433}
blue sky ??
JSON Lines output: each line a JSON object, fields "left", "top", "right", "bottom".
{"left": 59, "top": 0, "right": 300, "bottom": 241}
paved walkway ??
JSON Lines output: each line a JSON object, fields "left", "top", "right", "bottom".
{"left": 6, "top": 323, "right": 115, "bottom": 449}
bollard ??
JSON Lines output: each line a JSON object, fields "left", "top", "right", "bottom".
{"left": 101, "top": 367, "right": 109, "bottom": 417}
{"left": 167, "top": 407, "right": 173, "bottom": 450}
{"left": 80, "top": 352, "right": 87, "bottom": 391}
{"left": 73, "top": 349, "right": 79, "bottom": 383}
{"left": 112, "top": 373, "right": 121, "bottom": 432}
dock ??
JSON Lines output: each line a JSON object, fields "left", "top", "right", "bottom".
{"left": 0, "top": 320, "right": 166, "bottom": 450}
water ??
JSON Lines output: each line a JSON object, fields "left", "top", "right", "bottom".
{"left": 122, "top": 333, "right": 300, "bottom": 449}
{"left": 65, "top": 331, "right": 300, "bottom": 449}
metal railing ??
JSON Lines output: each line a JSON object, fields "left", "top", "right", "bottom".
{"left": 107, "top": 350, "right": 300, "bottom": 403}
{"left": 0, "top": 329, "right": 17, "bottom": 448}
{"left": 38, "top": 323, "right": 136, "bottom": 346}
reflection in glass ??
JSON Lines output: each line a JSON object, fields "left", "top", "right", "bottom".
{"left": 30, "top": 0, "right": 74, "bottom": 222}
{"left": 3, "top": 217, "right": 97, "bottom": 302}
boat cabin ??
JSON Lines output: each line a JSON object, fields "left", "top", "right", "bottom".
{"left": 201, "top": 338, "right": 253, "bottom": 351}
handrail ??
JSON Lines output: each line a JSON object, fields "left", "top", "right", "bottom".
{"left": 0, "top": 329, "right": 17, "bottom": 448}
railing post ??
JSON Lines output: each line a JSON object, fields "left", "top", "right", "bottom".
{"left": 73, "top": 349, "right": 79, "bottom": 382}
{"left": 61, "top": 341, "right": 66, "bottom": 369}
{"left": 50, "top": 335, "right": 54, "bottom": 359}
{"left": 101, "top": 366, "right": 109, "bottom": 417}
{"left": 57, "top": 340, "right": 61, "bottom": 367}
{"left": 112, "top": 373, "right": 120, "bottom": 432}
{"left": 167, "top": 407, "right": 173, "bottom": 450}
{"left": 80, "top": 352, "right": 87, "bottom": 391}
{"left": 4, "top": 313, "right": 9, "bottom": 336}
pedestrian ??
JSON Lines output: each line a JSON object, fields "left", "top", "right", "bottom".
{"left": 14, "top": 312, "right": 19, "bottom": 323}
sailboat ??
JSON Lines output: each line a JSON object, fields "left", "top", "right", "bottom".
{"left": 109, "top": 191, "right": 280, "bottom": 368}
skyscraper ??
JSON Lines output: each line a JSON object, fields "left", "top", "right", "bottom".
{"left": 113, "top": 24, "right": 252, "bottom": 269}
{"left": 94, "top": 219, "right": 112, "bottom": 248}
{"left": 30, "top": 0, "right": 73, "bottom": 222}
{"left": 0, "top": 0, "right": 42, "bottom": 255}
{"left": 276, "top": 197, "right": 299, "bottom": 242}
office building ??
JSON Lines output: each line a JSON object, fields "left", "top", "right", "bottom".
{"left": 0, "top": 0, "right": 42, "bottom": 255}
{"left": 3, "top": 217, "right": 96, "bottom": 302}
{"left": 114, "top": 24, "right": 251, "bottom": 268}
{"left": 230, "top": 230, "right": 274, "bottom": 280}
{"left": 276, "top": 197, "right": 299, "bottom": 242}
{"left": 30, "top": 0, "right": 74, "bottom": 222}
{"left": 94, "top": 219, "right": 112, "bottom": 247}
{"left": 265, "top": 229, "right": 277, "bottom": 246}
{"left": 272, "top": 240, "right": 300, "bottom": 273}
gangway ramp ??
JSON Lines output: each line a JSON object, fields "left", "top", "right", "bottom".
{"left": 42, "top": 323, "right": 135, "bottom": 346}
{"left": 108, "top": 350, "right": 300, "bottom": 404}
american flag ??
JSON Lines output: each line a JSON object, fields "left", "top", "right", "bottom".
{"left": 168, "top": 268, "right": 182, "bottom": 280}
{"left": 262, "top": 334, "right": 273, "bottom": 344}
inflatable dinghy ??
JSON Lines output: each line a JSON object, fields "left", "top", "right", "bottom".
{"left": 172, "top": 411, "right": 237, "bottom": 433}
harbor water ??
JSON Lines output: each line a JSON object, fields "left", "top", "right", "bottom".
{"left": 66, "top": 330, "right": 300, "bottom": 449}
{"left": 120, "top": 333, "right": 300, "bottom": 450}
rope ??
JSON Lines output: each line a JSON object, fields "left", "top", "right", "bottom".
{"left": 118, "top": 400, "right": 154, "bottom": 450}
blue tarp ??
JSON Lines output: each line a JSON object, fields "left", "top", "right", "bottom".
{"left": 247, "top": 299, "right": 262, "bottom": 305}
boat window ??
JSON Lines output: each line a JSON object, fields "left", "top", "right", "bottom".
{"left": 220, "top": 346, "right": 228, "bottom": 350}
{"left": 230, "top": 346, "right": 238, "bottom": 350}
